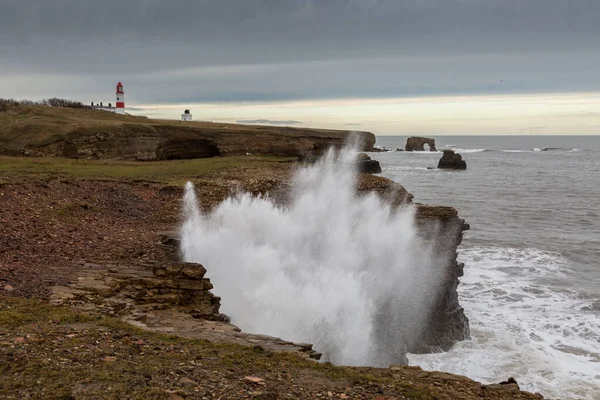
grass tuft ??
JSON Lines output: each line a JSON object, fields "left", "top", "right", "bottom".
{"left": 0, "top": 155, "right": 294, "bottom": 184}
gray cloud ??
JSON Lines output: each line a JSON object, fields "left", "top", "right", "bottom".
{"left": 1, "top": 0, "right": 600, "bottom": 103}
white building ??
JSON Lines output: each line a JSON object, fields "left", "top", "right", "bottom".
{"left": 181, "top": 109, "right": 192, "bottom": 121}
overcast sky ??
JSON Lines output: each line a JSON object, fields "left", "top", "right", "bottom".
{"left": 1, "top": 0, "right": 599, "bottom": 134}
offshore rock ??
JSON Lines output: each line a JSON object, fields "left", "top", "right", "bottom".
{"left": 438, "top": 149, "right": 467, "bottom": 170}
{"left": 300, "top": 151, "right": 382, "bottom": 174}
{"left": 405, "top": 136, "right": 437, "bottom": 152}
{"left": 356, "top": 153, "right": 382, "bottom": 174}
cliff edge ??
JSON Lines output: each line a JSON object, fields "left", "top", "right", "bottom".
{"left": 0, "top": 105, "right": 375, "bottom": 159}
{"left": 0, "top": 155, "right": 542, "bottom": 399}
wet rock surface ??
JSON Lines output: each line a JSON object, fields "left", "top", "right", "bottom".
{"left": 413, "top": 204, "right": 471, "bottom": 352}
{"left": 356, "top": 153, "right": 382, "bottom": 173}
{"left": 438, "top": 149, "right": 467, "bottom": 170}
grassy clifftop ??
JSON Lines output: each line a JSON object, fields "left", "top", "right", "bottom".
{"left": 0, "top": 105, "right": 145, "bottom": 150}
{"left": 0, "top": 105, "right": 375, "bottom": 159}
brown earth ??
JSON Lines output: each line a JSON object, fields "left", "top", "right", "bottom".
{"left": 0, "top": 155, "right": 543, "bottom": 399}
{"left": 1, "top": 297, "right": 542, "bottom": 400}
{"left": 0, "top": 158, "right": 413, "bottom": 299}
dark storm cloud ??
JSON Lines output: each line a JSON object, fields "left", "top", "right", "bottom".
{"left": 1, "top": 0, "right": 600, "bottom": 102}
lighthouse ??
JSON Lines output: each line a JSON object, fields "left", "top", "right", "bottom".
{"left": 115, "top": 82, "right": 125, "bottom": 114}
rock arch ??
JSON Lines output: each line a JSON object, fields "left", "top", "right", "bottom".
{"left": 405, "top": 137, "right": 437, "bottom": 152}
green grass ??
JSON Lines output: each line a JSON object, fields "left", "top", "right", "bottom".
{"left": 0, "top": 297, "right": 96, "bottom": 328}
{"left": 0, "top": 155, "right": 294, "bottom": 184}
{"left": 0, "top": 297, "right": 440, "bottom": 399}
{"left": 0, "top": 104, "right": 348, "bottom": 153}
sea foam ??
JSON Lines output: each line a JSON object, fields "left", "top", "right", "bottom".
{"left": 409, "top": 246, "right": 600, "bottom": 400}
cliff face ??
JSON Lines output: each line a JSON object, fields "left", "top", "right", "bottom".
{"left": 51, "top": 260, "right": 323, "bottom": 360}
{"left": 413, "top": 204, "right": 471, "bottom": 352}
{"left": 41, "top": 125, "right": 376, "bottom": 160}
{"left": 177, "top": 166, "right": 470, "bottom": 360}
{"left": 357, "top": 177, "right": 470, "bottom": 355}
{"left": 0, "top": 107, "right": 375, "bottom": 159}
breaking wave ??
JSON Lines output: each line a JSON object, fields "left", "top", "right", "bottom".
{"left": 409, "top": 246, "right": 600, "bottom": 400}
{"left": 180, "top": 145, "right": 448, "bottom": 367}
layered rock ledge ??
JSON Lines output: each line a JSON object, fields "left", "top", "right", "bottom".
{"left": 160, "top": 171, "right": 470, "bottom": 359}
{"left": 51, "top": 260, "right": 322, "bottom": 360}
{"left": 0, "top": 106, "right": 375, "bottom": 159}
{"left": 414, "top": 204, "right": 470, "bottom": 352}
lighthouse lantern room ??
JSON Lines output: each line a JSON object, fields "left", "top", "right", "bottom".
{"left": 115, "top": 82, "right": 125, "bottom": 114}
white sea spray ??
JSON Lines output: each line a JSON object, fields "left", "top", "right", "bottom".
{"left": 180, "top": 145, "right": 447, "bottom": 366}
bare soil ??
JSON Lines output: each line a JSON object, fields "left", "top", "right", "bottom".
{"left": 1, "top": 297, "right": 543, "bottom": 399}
{"left": 0, "top": 156, "right": 544, "bottom": 399}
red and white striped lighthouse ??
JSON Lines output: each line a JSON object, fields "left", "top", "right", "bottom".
{"left": 115, "top": 81, "right": 125, "bottom": 114}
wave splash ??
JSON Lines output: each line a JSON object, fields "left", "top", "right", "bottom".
{"left": 180, "top": 146, "right": 446, "bottom": 366}
{"left": 409, "top": 246, "right": 600, "bottom": 400}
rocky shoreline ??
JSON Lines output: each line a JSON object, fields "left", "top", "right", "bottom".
{"left": 1, "top": 163, "right": 469, "bottom": 356}
{"left": 0, "top": 152, "right": 542, "bottom": 399}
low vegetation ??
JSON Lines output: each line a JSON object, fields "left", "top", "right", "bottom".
{"left": 0, "top": 98, "right": 88, "bottom": 112}
{"left": 1, "top": 297, "right": 440, "bottom": 400}
{"left": 0, "top": 102, "right": 361, "bottom": 159}
{"left": 0, "top": 155, "right": 293, "bottom": 185}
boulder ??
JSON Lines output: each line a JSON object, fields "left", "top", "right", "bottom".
{"left": 405, "top": 137, "right": 437, "bottom": 152}
{"left": 356, "top": 153, "right": 382, "bottom": 173}
{"left": 357, "top": 160, "right": 382, "bottom": 173}
{"left": 437, "top": 150, "right": 467, "bottom": 170}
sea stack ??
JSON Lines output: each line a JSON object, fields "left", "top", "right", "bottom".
{"left": 405, "top": 136, "right": 437, "bottom": 152}
{"left": 438, "top": 149, "right": 467, "bottom": 170}
{"left": 356, "top": 153, "right": 382, "bottom": 173}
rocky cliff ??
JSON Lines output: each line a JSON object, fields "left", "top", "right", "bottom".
{"left": 413, "top": 204, "right": 470, "bottom": 352}
{"left": 0, "top": 106, "right": 375, "bottom": 159}
{"left": 356, "top": 177, "right": 470, "bottom": 355}
{"left": 0, "top": 155, "right": 543, "bottom": 399}
{"left": 51, "top": 260, "right": 322, "bottom": 360}
{"left": 32, "top": 124, "right": 376, "bottom": 160}
{"left": 177, "top": 166, "right": 470, "bottom": 360}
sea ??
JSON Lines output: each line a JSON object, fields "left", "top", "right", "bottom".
{"left": 372, "top": 136, "right": 600, "bottom": 400}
